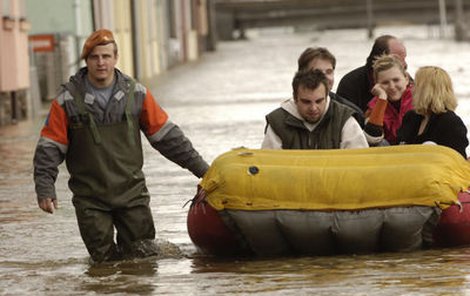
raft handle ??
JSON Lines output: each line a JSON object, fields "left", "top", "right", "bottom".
{"left": 183, "top": 185, "right": 207, "bottom": 209}
{"left": 435, "top": 200, "right": 464, "bottom": 213}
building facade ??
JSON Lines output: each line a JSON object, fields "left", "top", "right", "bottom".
{"left": 0, "top": 0, "right": 30, "bottom": 124}
{"left": 0, "top": 0, "right": 215, "bottom": 125}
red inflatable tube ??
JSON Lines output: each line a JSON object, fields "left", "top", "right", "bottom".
{"left": 434, "top": 191, "right": 470, "bottom": 247}
{"left": 187, "top": 188, "right": 243, "bottom": 256}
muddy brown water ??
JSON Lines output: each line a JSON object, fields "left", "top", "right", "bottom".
{"left": 3, "top": 26, "right": 470, "bottom": 295}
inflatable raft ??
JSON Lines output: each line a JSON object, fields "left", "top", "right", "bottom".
{"left": 187, "top": 145, "right": 470, "bottom": 256}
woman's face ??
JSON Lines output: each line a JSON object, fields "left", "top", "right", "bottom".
{"left": 376, "top": 66, "right": 409, "bottom": 102}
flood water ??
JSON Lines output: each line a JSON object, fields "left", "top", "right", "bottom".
{"left": 3, "top": 25, "right": 470, "bottom": 295}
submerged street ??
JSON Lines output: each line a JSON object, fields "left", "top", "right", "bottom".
{"left": 3, "top": 25, "right": 470, "bottom": 295}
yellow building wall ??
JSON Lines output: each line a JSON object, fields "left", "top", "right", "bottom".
{"left": 184, "top": 0, "right": 198, "bottom": 62}
{"left": 155, "top": 0, "right": 168, "bottom": 71}
{"left": 150, "top": 0, "right": 162, "bottom": 75}
{"left": 113, "top": 0, "right": 134, "bottom": 77}
{"left": 136, "top": 0, "right": 161, "bottom": 82}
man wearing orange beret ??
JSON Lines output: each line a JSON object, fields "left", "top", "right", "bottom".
{"left": 33, "top": 29, "right": 209, "bottom": 263}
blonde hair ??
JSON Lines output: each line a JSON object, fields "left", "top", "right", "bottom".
{"left": 412, "top": 66, "right": 457, "bottom": 115}
{"left": 372, "top": 54, "right": 407, "bottom": 81}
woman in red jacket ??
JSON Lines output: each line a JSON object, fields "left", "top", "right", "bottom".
{"left": 363, "top": 54, "right": 413, "bottom": 146}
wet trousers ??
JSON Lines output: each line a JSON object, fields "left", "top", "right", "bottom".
{"left": 72, "top": 194, "right": 158, "bottom": 262}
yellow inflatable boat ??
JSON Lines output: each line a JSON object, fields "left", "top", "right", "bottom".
{"left": 187, "top": 145, "right": 470, "bottom": 256}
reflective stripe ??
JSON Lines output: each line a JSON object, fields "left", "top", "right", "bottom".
{"left": 84, "top": 93, "right": 95, "bottom": 105}
{"left": 114, "top": 90, "right": 124, "bottom": 101}
{"left": 135, "top": 83, "right": 146, "bottom": 94}
{"left": 38, "top": 136, "right": 68, "bottom": 154}
{"left": 147, "top": 121, "right": 175, "bottom": 143}
{"left": 57, "top": 90, "right": 74, "bottom": 105}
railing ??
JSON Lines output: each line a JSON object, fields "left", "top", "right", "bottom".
{"left": 214, "top": 0, "right": 467, "bottom": 40}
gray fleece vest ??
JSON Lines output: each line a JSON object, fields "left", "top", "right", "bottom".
{"left": 265, "top": 100, "right": 354, "bottom": 149}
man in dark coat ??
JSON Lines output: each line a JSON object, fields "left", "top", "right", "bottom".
{"left": 336, "top": 35, "right": 409, "bottom": 112}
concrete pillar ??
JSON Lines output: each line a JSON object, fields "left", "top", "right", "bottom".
{"left": 206, "top": 0, "right": 217, "bottom": 50}
{"left": 215, "top": 11, "right": 235, "bottom": 41}
{"left": 454, "top": 0, "right": 467, "bottom": 41}
{"left": 366, "top": 0, "right": 374, "bottom": 39}
{"left": 439, "top": 0, "right": 448, "bottom": 38}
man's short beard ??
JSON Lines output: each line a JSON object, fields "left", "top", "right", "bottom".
{"left": 304, "top": 117, "right": 320, "bottom": 124}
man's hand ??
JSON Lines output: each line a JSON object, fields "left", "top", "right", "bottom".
{"left": 38, "top": 198, "right": 58, "bottom": 214}
{"left": 371, "top": 83, "right": 387, "bottom": 100}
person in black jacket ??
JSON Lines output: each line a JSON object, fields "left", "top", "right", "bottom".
{"left": 297, "top": 47, "right": 364, "bottom": 127}
{"left": 397, "top": 66, "right": 468, "bottom": 158}
{"left": 336, "top": 35, "right": 409, "bottom": 112}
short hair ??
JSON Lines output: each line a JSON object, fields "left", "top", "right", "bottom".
{"left": 413, "top": 66, "right": 457, "bottom": 115}
{"left": 366, "top": 35, "right": 396, "bottom": 69}
{"left": 372, "top": 54, "right": 406, "bottom": 81}
{"left": 292, "top": 69, "right": 329, "bottom": 100}
{"left": 297, "top": 47, "right": 336, "bottom": 72}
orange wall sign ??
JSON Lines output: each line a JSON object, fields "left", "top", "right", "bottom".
{"left": 29, "top": 34, "right": 55, "bottom": 52}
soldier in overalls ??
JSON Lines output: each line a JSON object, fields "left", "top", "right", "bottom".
{"left": 33, "top": 29, "right": 209, "bottom": 263}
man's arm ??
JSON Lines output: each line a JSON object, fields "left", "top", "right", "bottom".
{"left": 149, "top": 122, "right": 209, "bottom": 178}
{"left": 140, "top": 88, "right": 209, "bottom": 178}
{"left": 340, "top": 117, "right": 369, "bottom": 149}
{"left": 261, "top": 125, "right": 283, "bottom": 149}
{"left": 33, "top": 98, "right": 69, "bottom": 212}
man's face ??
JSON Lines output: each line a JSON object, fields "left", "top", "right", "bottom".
{"left": 295, "top": 84, "right": 328, "bottom": 124}
{"left": 307, "top": 58, "right": 334, "bottom": 90}
{"left": 388, "top": 39, "right": 407, "bottom": 70}
{"left": 86, "top": 43, "right": 118, "bottom": 86}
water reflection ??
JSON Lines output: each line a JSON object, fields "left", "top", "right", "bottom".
{"left": 82, "top": 259, "right": 158, "bottom": 295}
{"left": 187, "top": 250, "right": 470, "bottom": 295}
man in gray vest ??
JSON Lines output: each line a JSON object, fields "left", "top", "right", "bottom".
{"left": 262, "top": 70, "right": 368, "bottom": 149}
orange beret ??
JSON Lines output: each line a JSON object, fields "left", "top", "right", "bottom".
{"left": 80, "top": 29, "right": 116, "bottom": 60}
